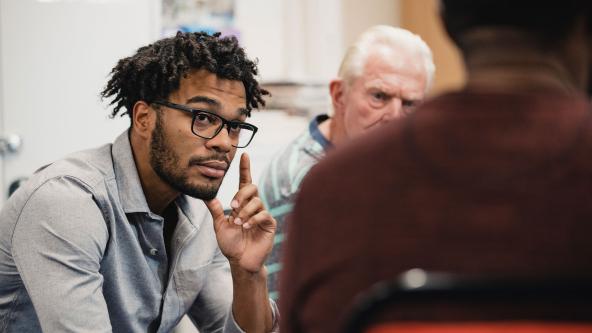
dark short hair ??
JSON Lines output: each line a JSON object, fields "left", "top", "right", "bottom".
{"left": 441, "top": 0, "right": 592, "bottom": 47}
{"left": 101, "top": 31, "right": 269, "bottom": 121}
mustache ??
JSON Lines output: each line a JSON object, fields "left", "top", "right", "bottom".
{"left": 188, "top": 154, "right": 231, "bottom": 167}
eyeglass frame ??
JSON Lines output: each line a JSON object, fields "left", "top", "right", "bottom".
{"left": 152, "top": 100, "right": 258, "bottom": 148}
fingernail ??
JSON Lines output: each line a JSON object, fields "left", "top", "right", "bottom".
{"left": 243, "top": 222, "right": 251, "bottom": 229}
{"left": 231, "top": 200, "right": 239, "bottom": 209}
{"left": 234, "top": 217, "right": 242, "bottom": 225}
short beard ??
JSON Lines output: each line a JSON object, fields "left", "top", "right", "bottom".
{"left": 149, "top": 113, "right": 223, "bottom": 201}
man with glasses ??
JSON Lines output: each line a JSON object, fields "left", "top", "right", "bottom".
{"left": 0, "top": 32, "right": 278, "bottom": 333}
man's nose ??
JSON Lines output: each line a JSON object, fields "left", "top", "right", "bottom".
{"left": 382, "top": 98, "right": 403, "bottom": 121}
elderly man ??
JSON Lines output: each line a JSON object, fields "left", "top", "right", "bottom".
{"left": 259, "top": 25, "right": 435, "bottom": 299}
{"left": 0, "top": 32, "right": 278, "bottom": 333}
{"left": 282, "top": 0, "right": 592, "bottom": 332}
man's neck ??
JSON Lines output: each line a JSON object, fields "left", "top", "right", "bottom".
{"left": 139, "top": 171, "right": 179, "bottom": 216}
{"left": 130, "top": 131, "right": 179, "bottom": 215}
{"left": 466, "top": 55, "right": 579, "bottom": 94}
{"left": 323, "top": 115, "right": 350, "bottom": 147}
{"left": 462, "top": 29, "right": 586, "bottom": 94}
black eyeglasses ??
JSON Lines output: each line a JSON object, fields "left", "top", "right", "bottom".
{"left": 153, "top": 100, "right": 258, "bottom": 148}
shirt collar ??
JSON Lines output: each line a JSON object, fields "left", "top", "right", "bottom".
{"left": 111, "top": 130, "right": 211, "bottom": 228}
{"left": 175, "top": 195, "right": 210, "bottom": 230}
{"left": 112, "top": 130, "right": 152, "bottom": 214}
{"left": 309, "top": 114, "right": 333, "bottom": 150}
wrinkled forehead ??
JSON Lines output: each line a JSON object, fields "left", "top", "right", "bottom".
{"left": 351, "top": 48, "right": 428, "bottom": 93}
{"left": 367, "top": 44, "right": 427, "bottom": 75}
{"left": 347, "top": 45, "right": 428, "bottom": 85}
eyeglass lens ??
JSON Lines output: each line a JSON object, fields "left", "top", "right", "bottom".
{"left": 192, "top": 112, "right": 255, "bottom": 148}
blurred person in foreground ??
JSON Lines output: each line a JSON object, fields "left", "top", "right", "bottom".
{"left": 281, "top": 1, "right": 592, "bottom": 332}
{"left": 258, "top": 25, "right": 435, "bottom": 299}
{"left": 0, "top": 32, "right": 278, "bottom": 333}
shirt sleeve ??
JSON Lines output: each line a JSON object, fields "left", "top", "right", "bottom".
{"left": 11, "top": 177, "right": 111, "bottom": 332}
{"left": 186, "top": 247, "right": 280, "bottom": 333}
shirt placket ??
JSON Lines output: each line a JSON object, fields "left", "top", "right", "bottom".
{"left": 136, "top": 214, "right": 169, "bottom": 293}
{"left": 157, "top": 207, "right": 197, "bottom": 332}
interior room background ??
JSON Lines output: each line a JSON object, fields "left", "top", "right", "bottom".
{"left": 0, "top": 1, "right": 463, "bottom": 330}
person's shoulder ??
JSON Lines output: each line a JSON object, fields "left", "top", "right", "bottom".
{"left": 32, "top": 143, "right": 115, "bottom": 192}
{"left": 259, "top": 125, "right": 324, "bottom": 199}
{"left": 1, "top": 168, "right": 111, "bottom": 251}
{"left": 6, "top": 143, "right": 116, "bottom": 213}
{"left": 259, "top": 130, "right": 305, "bottom": 182}
{"left": 269, "top": 127, "right": 316, "bottom": 162}
{"left": 52, "top": 143, "right": 116, "bottom": 184}
{"left": 314, "top": 118, "right": 409, "bottom": 172}
{"left": 296, "top": 99, "right": 451, "bottom": 197}
{"left": 8, "top": 171, "right": 107, "bottom": 218}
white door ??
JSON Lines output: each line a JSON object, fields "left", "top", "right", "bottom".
{"left": 0, "top": 0, "right": 161, "bottom": 203}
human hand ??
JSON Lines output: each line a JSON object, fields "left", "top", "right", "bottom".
{"left": 205, "top": 153, "right": 276, "bottom": 273}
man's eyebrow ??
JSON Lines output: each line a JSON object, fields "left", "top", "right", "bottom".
{"left": 186, "top": 96, "right": 221, "bottom": 108}
{"left": 186, "top": 96, "right": 248, "bottom": 117}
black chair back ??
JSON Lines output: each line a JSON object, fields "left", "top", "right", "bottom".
{"left": 342, "top": 269, "right": 592, "bottom": 333}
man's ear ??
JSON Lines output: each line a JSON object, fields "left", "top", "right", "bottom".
{"left": 131, "top": 101, "right": 155, "bottom": 140}
{"left": 329, "top": 79, "right": 345, "bottom": 114}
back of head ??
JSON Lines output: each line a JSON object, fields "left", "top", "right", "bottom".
{"left": 441, "top": 0, "right": 592, "bottom": 50}
{"left": 338, "top": 25, "right": 435, "bottom": 92}
{"left": 101, "top": 31, "right": 268, "bottom": 121}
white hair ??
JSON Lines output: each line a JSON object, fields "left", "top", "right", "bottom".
{"left": 338, "top": 25, "right": 435, "bottom": 93}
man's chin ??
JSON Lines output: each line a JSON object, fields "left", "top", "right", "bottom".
{"left": 170, "top": 178, "right": 222, "bottom": 201}
{"left": 158, "top": 167, "right": 224, "bottom": 200}
{"left": 183, "top": 185, "right": 220, "bottom": 201}
{"left": 187, "top": 178, "right": 222, "bottom": 201}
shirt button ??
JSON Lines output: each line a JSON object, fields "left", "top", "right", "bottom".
{"left": 149, "top": 248, "right": 159, "bottom": 256}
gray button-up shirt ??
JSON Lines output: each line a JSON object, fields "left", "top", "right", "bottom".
{"left": 0, "top": 131, "right": 278, "bottom": 332}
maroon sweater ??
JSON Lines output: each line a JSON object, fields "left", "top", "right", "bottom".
{"left": 280, "top": 91, "right": 592, "bottom": 333}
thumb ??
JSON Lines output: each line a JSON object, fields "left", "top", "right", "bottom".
{"left": 205, "top": 198, "right": 225, "bottom": 230}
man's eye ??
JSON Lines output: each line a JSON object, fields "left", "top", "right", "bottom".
{"left": 372, "top": 92, "right": 389, "bottom": 101}
{"left": 402, "top": 99, "right": 417, "bottom": 108}
{"left": 195, "top": 113, "right": 212, "bottom": 122}
{"left": 195, "top": 112, "right": 215, "bottom": 125}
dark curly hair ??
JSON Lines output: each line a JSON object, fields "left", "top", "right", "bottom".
{"left": 101, "top": 31, "right": 268, "bottom": 121}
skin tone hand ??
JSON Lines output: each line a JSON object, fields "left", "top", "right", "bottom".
{"left": 205, "top": 153, "right": 276, "bottom": 273}
{"left": 205, "top": 153, "right": 276, "bottom": 332}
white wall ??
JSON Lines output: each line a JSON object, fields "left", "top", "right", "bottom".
{"left": 235, "top": 0, "right": 400, "bottom": 85}
{"left": 342, "top": 0, "right": 400, "bottom": 49}
{"left": 0, "top": 0, "right": 161, "bottom": 201}
{"left": 235, "top": 0, "right": 344, "bottom": 84}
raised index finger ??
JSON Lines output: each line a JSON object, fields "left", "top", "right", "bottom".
{"left": 239, "top": 152, "right": 252, "bottom": 189}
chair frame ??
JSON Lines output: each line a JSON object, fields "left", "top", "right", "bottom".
{"left": 342, "top": 269, "right": 592, "bottom": 333}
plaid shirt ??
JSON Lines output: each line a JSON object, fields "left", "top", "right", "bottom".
{"left": 258, "top": 115, "right": 332, "bottom": 300}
